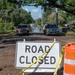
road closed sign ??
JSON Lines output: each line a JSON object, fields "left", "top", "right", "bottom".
{"left": 16, "top": 41, "right": 60, "bottom": 72}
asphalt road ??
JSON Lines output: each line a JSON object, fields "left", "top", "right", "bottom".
{"left": 0, "top": 34, "right": 75, "bottom": 46}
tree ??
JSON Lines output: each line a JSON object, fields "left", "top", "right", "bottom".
{"left": 0, "top": 0, "right": 34, "bottom": 33}
{"left": 43, "top": 9, "right": 53, "bottom": 24}
{"left": 7, "top": 0, "right": 75, "bottom": 15}
{"left": 0, "top": 0, "right": 16, "bottom": 10}
{"left": 35, "top": 18, "right": 41, "bottom": 26}
{"left": 0, "top": 9, "right": 34, "bottom": 26}
{"left": 48, "top": 11, "right": 65, "bottom": 25}
{"left": 0, "top": 0, "right": 34, "bottom": 25}
{"left": 43, "top": 8, "right": 75, "bottom": 27}
{"left": 43, "top": 9, "right": 65, "bottom": 25}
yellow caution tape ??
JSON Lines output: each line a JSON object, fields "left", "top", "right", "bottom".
{"left": 53, "top": 46, "right": 64, "bottom": 75}
{"left": 16, "top": 41, "right": 56, "bottom": 75}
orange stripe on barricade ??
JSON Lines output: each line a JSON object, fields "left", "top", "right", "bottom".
{"left": 64, "top": 42, "right": 75, "bottom": 75}
{"left": 64, "top": 51, "right": 75, "bottom": 60}
{"left": 64, "top": 63, "right": 75, "bottom": 74}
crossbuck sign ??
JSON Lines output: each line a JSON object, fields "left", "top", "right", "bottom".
{"left": 16, "top": 41, "right": 60, "bottom": 72}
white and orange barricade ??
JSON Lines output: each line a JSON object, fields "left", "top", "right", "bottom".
{"left": 64, "top": 42, "right": 75, "bottom": 75}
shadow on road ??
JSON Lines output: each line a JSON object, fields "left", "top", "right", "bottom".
{"left": 0, "top": 35, "right": 53, "bottom": 44}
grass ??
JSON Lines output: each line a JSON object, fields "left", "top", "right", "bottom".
{"left": 0, "top": 30, "right": 16, "bottom": 34}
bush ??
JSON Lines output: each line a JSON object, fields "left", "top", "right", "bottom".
{"left": 66, "top": 31, "right": 75, "bottom": 36}
{"left": 0, "top": 23, "right": 5, "bottom": 33}
{"left": 0, "top": 22, "right": 15, "bottom": 34}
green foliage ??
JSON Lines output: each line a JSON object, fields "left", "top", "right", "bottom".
{"left": 0, "top": 23, "right": 5, "bottom": 33}
{"left": 66, "top": 31, "right": 75, "bottom": 36}
{"left": 0, "top": 22, "right": 14, "bottom": 33}
{"left": 64, "top": 0, "right": 75, "bottom": 7}
{"left": 0, "top": 0, "right": 34, "bottom": 34}
{"left": 43, "top": 9, "right": 65, "bottom": 25}
{"left": 0, "top": 0, "right": 16, "bottom": 10}
{"left": 48, "top": 11, "right": 65, "bottom": 24}
{"left": 7, "top": 0, "right": 46, "bottom": 5}
{"left": 66, "top": 15, "right": 75, "bottom": 23}
{"left": 11, "top": 9, "right": 34, "bottom": 26}
{"left": 35, "top": 18, "right": 41, "bottom": 26}
{"left": 43, "top": 8, "right": 75, "bottom": 28}
{"left": 37, "top": 18, "right": 41, "bottom": 25}
{"left": 0, "top": 0, "right": 75, "bottom": 34}
{"left": 43, "top": 9, "right": 52, "bottom": 24}
{"left": 5, "top": 22, "right": 14, "bottom": 30}
{"left": 7, "top": 0, "right": 75, "bottom": 15}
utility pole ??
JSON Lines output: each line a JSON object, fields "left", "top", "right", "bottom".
{"left": 56, "top": 8, "right": 58, "bottom": 28}
{"left": 41, "top": 15, "right": 43, "bottom": 26}
{"left": 41, "top": 9, "right": 43, "bottom": 26}
{"left": 56, "top": 0, "right": 60, "bottom": 28}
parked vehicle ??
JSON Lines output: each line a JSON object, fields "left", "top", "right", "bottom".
{"left": 43, "top": 24, "right": 62, "bottom": 35}
{"left": 16, "top": 24, "right": 30, "bottom": 35}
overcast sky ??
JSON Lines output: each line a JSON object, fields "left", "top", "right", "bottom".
{"left": 22, "top": 6, "right": 43, "bottom": 19}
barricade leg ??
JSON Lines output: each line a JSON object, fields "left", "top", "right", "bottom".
{"left": 22, "top": 73, "right": 24, "bottom": 75}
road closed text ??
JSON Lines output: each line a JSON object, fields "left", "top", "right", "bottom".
{"left": 19, "top": 45, "right": 56, "bottom": 65}
{"left": 19, "top": 55, "right": 56, "bottom": 64}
